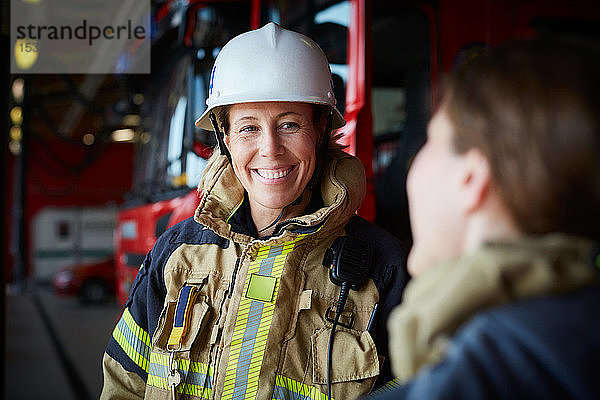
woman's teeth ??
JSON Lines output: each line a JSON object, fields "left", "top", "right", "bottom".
{"left": 256, "top": 168, "right": 292, "bottom": 179}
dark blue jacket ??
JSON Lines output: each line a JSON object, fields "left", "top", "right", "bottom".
{"left": 371, "top": 286, "right": 600, "bottom": 399}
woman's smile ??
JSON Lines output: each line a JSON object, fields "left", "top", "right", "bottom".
{"left": 252, "top": 166, "right": 296, "bottom": 183}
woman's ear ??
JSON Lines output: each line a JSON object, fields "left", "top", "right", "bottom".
{"left": 461, "top": 147, "right": 492, "bottom": 214}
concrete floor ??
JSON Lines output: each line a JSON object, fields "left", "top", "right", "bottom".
{"left": 4, "top": 284, "right": 121, "bottom": 400}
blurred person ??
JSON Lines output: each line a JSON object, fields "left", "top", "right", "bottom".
{"left": 371, "top": 38, "right": 600, "bottom": 399}
{"left": 101, "top": 23, "right": 407, "bottom": 400}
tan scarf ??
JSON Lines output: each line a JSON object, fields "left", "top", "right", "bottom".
{"left": 388, "top": 234, "right": 599, "bottom": 383}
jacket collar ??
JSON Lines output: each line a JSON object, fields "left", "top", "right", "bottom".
{"left": 387, "top": 234, "right": 599, "bottom": 383}
{"left": 193, "top": 149, "right": 366, "bottom": 244}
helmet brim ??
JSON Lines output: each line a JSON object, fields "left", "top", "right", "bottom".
{"left": 195, "top": 99, "right": 346, "bottom": 131}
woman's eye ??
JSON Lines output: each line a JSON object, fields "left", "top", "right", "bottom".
{"left": 279, "top": 122, "right": 300, "bottom": 132}
{"left": 238, "top": 125, "right": 258, "bottom": 134}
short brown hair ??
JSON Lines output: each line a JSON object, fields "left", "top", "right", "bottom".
{"left": 444, "top": 38, "right": 600, "bottom": 239}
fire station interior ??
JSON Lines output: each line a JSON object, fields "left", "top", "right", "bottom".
{"left": 4, "top": 0, "right": 600, "bottom": 398}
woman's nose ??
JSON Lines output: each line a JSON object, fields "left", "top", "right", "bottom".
{"left": 258, "top": 128, "right": 284, "bottom": 158}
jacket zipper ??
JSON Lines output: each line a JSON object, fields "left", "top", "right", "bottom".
{"left": 227, "top": 257, "right": 241, "bottom": 298}
{"left": 204, "top": 256, "right": 241, "bottom": 399}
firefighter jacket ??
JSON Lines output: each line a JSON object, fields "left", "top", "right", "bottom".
{"left": 101, "top": 149, "right": 408, "bottom": 400}
{"left": 371, "top": 234, "right": 600, "bottom": 399}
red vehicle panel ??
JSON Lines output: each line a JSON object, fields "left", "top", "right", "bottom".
{"left": 115, "top": 190, "right": 200, "bottom": 304}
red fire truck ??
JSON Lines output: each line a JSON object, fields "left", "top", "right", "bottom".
{"left": 115, "top": 0, "right": 600, "bottom": 304}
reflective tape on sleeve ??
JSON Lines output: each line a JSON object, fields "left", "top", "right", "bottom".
{"left": 112, "top": 307, "right": 151, "bottom": 372}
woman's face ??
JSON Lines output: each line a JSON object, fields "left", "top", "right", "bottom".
{"left": 225, "top": 101, "right": 319, "bottom": 215}
{"left": 406, "top": 108, "right": 469, "bottom": 277}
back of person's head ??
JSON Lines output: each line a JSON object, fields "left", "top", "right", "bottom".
{"left": 443, "top": 38, "right": 600, "bottom": 240}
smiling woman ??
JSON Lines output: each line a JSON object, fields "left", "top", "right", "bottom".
{"left": 101, "top": 22, "right": 408, "bottom": 400}
{"left": 224, "top": 102, "right": 320, "bottom": 236}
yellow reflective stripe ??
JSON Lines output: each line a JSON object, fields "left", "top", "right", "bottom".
{"left": 112, "top": 307, "right": 151, "bottom": 371}
{"left": 223, "top": 236, "right": 305, "bottom": 400}
{"left": 147, "top": 352, "right": 170, "bottom": 389}
{"left": 168, "top": 326, "right": 185, "bottom": 346}
{"left": 368, "top": 378, "right": 401, "bottom": 396}
{"left": 122, "top": 307, "right": 151, "bottom": 347}
{"left": 273, "top": 375, "right": 330, "bottom": 400}
{"left": 147, "top": 351, "right": 213, "bottom": 398}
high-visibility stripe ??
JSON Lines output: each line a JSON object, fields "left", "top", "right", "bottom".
{"left": 367, "top": 378, "right": 401, "bottom": 396}
{"left": 222, "top": 236, "right": 305, "bottom": 400}
{"left": 273, "top": 375, "right": 330, "bottom": 400}
{"left": 112, "top": 307, "right": 151, "bottom": 372}
{"left": 147, "top": 351, "right": 213, "bottom": 398}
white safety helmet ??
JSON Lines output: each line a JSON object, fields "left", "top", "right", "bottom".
{"left": 195, "top": 22, "right": 346, "bottom": 131}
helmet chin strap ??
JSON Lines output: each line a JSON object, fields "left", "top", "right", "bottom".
{"left": 209, "top": 111, "right": 232, "bottom": 164}
{"left": 257, "top": 193, "right": 304, "bottom": 234}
